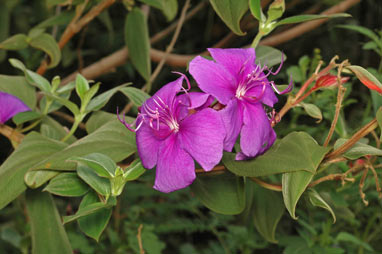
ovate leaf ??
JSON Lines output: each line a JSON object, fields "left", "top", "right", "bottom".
{"left": 249, "top": 0, "right": 265, "bottom": 22}
{"left": 252, "top": 184, "right": 284, "bottom": 243}
{"left": 26, "top": 190, "right": 72, "bottom": 254}
{"left": 209, "top": 0, "right": 248, "bottom": 36}
{"left": 0, "top": 34, "right": 28, "bottom": 50}
{"left": 120, "top": 86, "right": 151, "bottom": 107}
{"left": 43, "top": 173, "right": 89, "bottom": 197}
{"left": 125, "top": 8, "right": 151, "bottom": 81}
{"left": 255, "top": 45, "right": 286, "bottom": 68}
{"left": 28, "top": 33, "right": 61, "bottom": 68}
{"left": 223, "top": 132, "right": 330, "bottom": 177}
{"left": 334, "top": 138, "right": 382, "bottom": 160}
{"left": 307, "top": 189, "right": 336, "bottom": 223}
{"left": 282, "top": 171, "right": 314, "bottom": 219}
{"left": 78, "top": 192, "right": 113, "bottom": 241}
{"left": 69, "top": 153, "right": 117, "bottom": 178}
{"left": 0, "top": 75, "right": 36, "bottom": 109}
{"left": 0, "top": 133, "right": 67, "bottom": 209}
{"left": 346, "top": 65, "right": 382, "bottom": 94}
{"left": 300, "top": 102, "right": 322, "bottom": 122}
{"left": 77, "top": 164, "right": 111, "bottom": 197}
{"left": 190, "top": 171, "right": 245, "bottom": 215}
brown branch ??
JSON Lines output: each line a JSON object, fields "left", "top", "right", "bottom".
{"left": 148, "top": 0, "right": 191, "bottom": 89}
{"left": 325, "top": 118, "right": 379, "bottom": 161}
{"left": 259, "top": 0, "right": 361, "bottom": 47}
{"left": 323, "top": 60, "right": 349, "bottom": 146}
{"left": 37, "top": 0, "right": 116, "bottom": 75}
{"left": 137, "top": 224, "right": 145, "bottom": 254}
{"left": 61, "top": 1, "right": 206, "bottom": 85}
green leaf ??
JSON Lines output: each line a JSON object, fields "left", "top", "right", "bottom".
{"left": 267, "top": 0, "right": 285, "bottom": 22}
{"left": 124, "top": 159, "right": 146, "bottom": 181}
{"left": 307, "top": 189, "right": 336, "bottom": 223}
{"left": 12, "top": 111, "right": 41, "bottom": 125}
{"left": 335, "top": 232, "right": 374, "bottom": 251}
{"left": 0, "top": 74, "right": 36, "bottom": 109}
{"left": 347, "top": 65, "right": 382, "bottom": 94}
{"left": 334, "top": 138, "right": 382, "bottom": 160}
{"left": 63, "top": 196, "right": 114, "bottom": 224}
{"left": 28, "top": 33, "right": 61, "bottom": 68}
{"left": 43, "top": 173, "right": 89, "bottom": 197}
{"left": 0, "top": 34, "right": 28, "bottom": 50}
{"left": 86, "top": 111, "right": 116, "bottom": 133}
{"left": 209, "top": 0, "right": 248, "bottom": 36}
{"left": 77, "top": 164, "right": 111, "bottom": 197}
{"left": 25, "top": 120, "right": 136, "bottom": 188}
{"left": 336, "top": 24, "right": 382, "bottom": 50}
{"left": 255, "top": 45, "right": 286, "bottom": 68}
{"left": 69, "top": 153, "right": 117, "bottom": 178}
{"left": 223, "top": 132, "right": 330, "bottom": 177}
{"left": 25, "top": 190, "right": 72, "bottom": 254}
{"left": 249, "top": 0, "right": 265, "bottom": 23}
{"left": 300, "top": 102, "right": 322, "bottom": 122}
{"left": 190, "top": 171, "right": 245, "bottom": 215}
{"left": 120, "top": 86, "right": 151, "bottom": 107}
{"left": 86, "top": 83, "right": 129, "bottom": 112}
{"left": 0, "top": 133, "right": 67, "bottom": 209}
{"left": 161, "top": 0, "right": 178, "bottom": 21}
{"left": 377, "top": 107, "right": 382, "bottom": 141}
{"left": 78, "top": 192, "right": 113, "bottom": 241}
{"left": 75, "top": 74, "right": 89, "bottom": 101}
{"left": 282, "top": 171, "right": 314, "bottom": 219}
{"left": 276, "top": 13, "right": 351, "bottom": 26}
{"left": 125, "top": 8, "right": 151, "bottom": 81}
{"left": 34, "top": 12, "right": 75, "bottom": 30}
{"left": 252, "top": 184, "right": 284, "bottom": 243}
{"left": 9, "top": 58, "right": 51, "bottom": 92}
{"left": 44, "top": 93, "right": 80, "bottom": 115}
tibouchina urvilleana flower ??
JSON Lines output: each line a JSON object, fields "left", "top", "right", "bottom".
{"left": 0, "top": 91, "right": 31, "bottom": 124}
{"left": 189, "top": 48, "right": 291, "bottom": 160}
{"left": 118, "top": 76, "right": 225, "bottom": 193}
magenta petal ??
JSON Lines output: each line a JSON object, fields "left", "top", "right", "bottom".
{"left": 208, "top": 48, "right": 256, "bottom": 78}
{"left": 144, "top": 77, "right": 184, "bottom": 112}
{"left": 220, "top": 99, "right": 244, "bottom": 152}
{"left": 189, "top": 56, "right": 236, "bottom": 104}
{"left": 240, "top": 103, "right": 276, "bottom": 158}
{"left": 176, "top": 92, "right": 213, "bottom": 120}
{"left": 179, "top": 108, "right": 225, "bottom": 171}
{"left": 154, "top": 134, "right": 195, "bottom": 193}
{"left": 0, "top": 92, "right": 31, "bottom": 124}
{"left": 136, "top": 123, "right": 161, "bottom": 169}
{"left": 247, "top": 82, "right": 278, "bottom": 107}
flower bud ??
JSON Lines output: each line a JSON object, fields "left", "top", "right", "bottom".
{"left": 312, "top": 74, "right": 349, "bottom": 91}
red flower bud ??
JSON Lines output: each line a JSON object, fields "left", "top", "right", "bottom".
{"left": 312, "top": 74, "right": 349, "bottom": 91}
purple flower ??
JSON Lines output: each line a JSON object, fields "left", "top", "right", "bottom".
{"left": 0, "top": 91, "right": 31, "bottom": 124}
{"left": 189, "top": 48, "right": 290, "bottom": 160}
{"left": 119, "top": 76, "right": 225, "bottom": 193}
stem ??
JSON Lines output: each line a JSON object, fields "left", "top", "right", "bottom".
{"left": 251, "top": 32, "right": 263, "bottom": 49}
{"left": 250, "top": 177, "right": 282, "bottom": 191}
{"left": 61, "top": 117, "right": 81, "bottom": 142}
{"left": 323, "top": 72, "right": 346, "bottom": 146}
{"left": 0, "top": 125, "right": 24, "bottom": 144}
{"left": 325, "top": 118, "right": 378, "bottom": 161}
{"left": 20, "top": 119, "right": 42, "bottom": 133}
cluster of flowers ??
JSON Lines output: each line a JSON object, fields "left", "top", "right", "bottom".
{"left": 119, "top": 48, "right": 291, "bottom": 193}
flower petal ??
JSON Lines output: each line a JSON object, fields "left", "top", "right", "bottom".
{"left": 240, "top": 102, "right": 276, "bottom": 158}
{"left": 189, "top": 56, "right": 236, "bottom": 104}
{"left": 154, "top": 134, "right": 195, "bottom": 193}
{"left": 136, "top": 123, "right": 161, "bottom": 169}
{"left": 246, "top": 82, "right": 278, "bottom": 107}
{"left": 0, "top": 92, "right": 31, "bottom": 124}
{"left": 179, "top": 108, "right": 225, "bottom": 171}
{"left": 208, "top": 48, "right": 256, "bottom": 78}
{"left": 176, "top": 92, "right": 213, "bottom": 120}
{"left": 220, "top": 99, "right": 244, "bottom": 151}
{"left": 143, "top": 77, "right": 184, "bottom": 115}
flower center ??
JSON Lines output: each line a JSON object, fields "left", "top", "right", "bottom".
{"left": 235, "top": 84, "right": 247, "bottom": 99}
